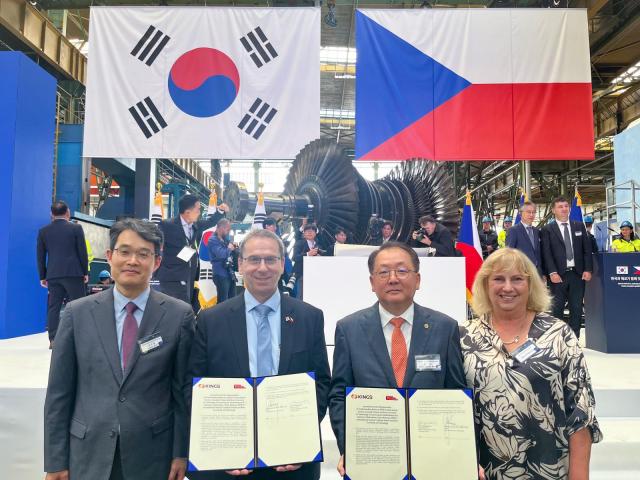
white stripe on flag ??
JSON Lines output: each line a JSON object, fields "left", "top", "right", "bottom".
{"left": 360, "top": 9, "right": 590, "bottom": 84}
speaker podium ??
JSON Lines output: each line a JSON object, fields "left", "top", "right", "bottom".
{"left": 585, "top": 252, "right": 640, "bottom": 353}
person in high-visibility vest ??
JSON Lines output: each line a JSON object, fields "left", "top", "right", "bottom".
{"left": 611, "top": 220, "right": 640, "bottom": 252}
{"left": 85, "top": 238, "right": 94, "bottom": 271}
{"left": 497, "top": 216, "right": 513, "bottom": 248}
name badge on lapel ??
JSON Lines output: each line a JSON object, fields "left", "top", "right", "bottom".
{"left": 415, "top": 354, "right": 441, "bottom": 372}
{"left": 138, "top": 333, "right": 163, "bottom": 354}
{"left": 510, "top": 339, "right": 540, "bottom": 364}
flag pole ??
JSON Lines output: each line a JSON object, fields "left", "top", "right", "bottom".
{"left": 524, "top": 160, "right": 531, "bottom": 199}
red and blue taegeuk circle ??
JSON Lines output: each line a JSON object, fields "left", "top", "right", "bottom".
{"left": 168, "top": 48, "right": 240, "bottom": 118}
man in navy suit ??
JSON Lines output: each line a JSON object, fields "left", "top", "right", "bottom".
{"left": 189, "top": 229, "right": 331, "bottom": 480}
{"left": 156, "top": 194, "right": 226, "bottom": 307}
{"left": 506, "top": 201, "right": 543, "bottom": 276}
{"left": 541, "top": 196, "right": 593, "bottom": 338}
{"left": 206, "top": 218, "right": 236, "bottom": 303}
{"left": 328, "top": 242, "right": 466, "bottom": 475}
{"left": 37, "top": 200, "right": 88, "bottom": 345}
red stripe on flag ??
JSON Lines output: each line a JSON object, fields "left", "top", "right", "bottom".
{"left": 434, "top": 84, "right": 513, "bottom": 160}
{"left": 360, "top": 82, "right": 593, "bottom": 161}
{"left": 513, "top": 83, "right": 594, "bottom": 160}
{"left": 455, "top": 242, "right": 483, "bottom": 294}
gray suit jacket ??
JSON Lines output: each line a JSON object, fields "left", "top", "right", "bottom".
{"left": 328, "top": 302, "right": 466, "bottom": 453}
{"left": 44, "top": 288, "right": 195, "bottom": 479}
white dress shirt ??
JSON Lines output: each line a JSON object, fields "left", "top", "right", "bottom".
{"left": 379, "top": 303, "right": 414, "bottom": 359}
{"left": 180, "top": 215, "right": 193, "bottom": 242}
{"left": 113, "top": 286, "right": 150, "bottom": 368}
{"left": 556, "top": 219, "right": 575, "bottom": 268}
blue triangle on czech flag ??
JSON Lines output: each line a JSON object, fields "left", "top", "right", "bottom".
{"left": 355, "top": 10, "right": 472, "bottom": 159}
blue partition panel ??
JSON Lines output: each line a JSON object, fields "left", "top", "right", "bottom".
{"left": 56, "top": 124, "right": 84, "bottom": 214}
{"left": 614, "top": 124, "right": 640, "bottom": 224}
{"left": 0, "top": 52, "right": 57, "bottom": 338}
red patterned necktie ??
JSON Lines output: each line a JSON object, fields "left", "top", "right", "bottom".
{"left": 390, "top": 317, "right": 407, "bottom": 387}
{"left": 122, "top": 302, "right": 138, "bottom": 371}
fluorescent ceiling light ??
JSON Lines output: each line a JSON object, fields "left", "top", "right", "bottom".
{"left": 320, "top": 46, "right": 356, "bottom": 64}
{"left": 611, "top": 59, "right": 640, "bottom": 85}
{"left": 320, "top": 108, "right": 355, "bottom": 119}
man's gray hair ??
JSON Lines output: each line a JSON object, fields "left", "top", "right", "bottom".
{"left": 239, "top": 229, "right": 285, "bottom": 259}
{"left": 109, "top": 218, "right": 164, "bottom": 256}
{"left": 216, "top": 218, "right": 231, "bottom": 228}
{"left": 519, "top": 200, "right": 536, "bottom": 212}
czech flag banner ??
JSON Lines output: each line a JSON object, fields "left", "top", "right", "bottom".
{"left": 84, "top": 7, "right": 319, "bottom": 159}
{"left": 356, "top": 9, "right": 593, "bottom": 161}
{"left": 514, "top": 190, "right": 527, "bottom": 225}
{"left": 456, "top": 192, "right": 483, "bottom": 301}
{"left": 197, "top": 191, "right": 219, "bottom": 310}
{"left": 570, "top": 187, "right": 584, "bottom": 223}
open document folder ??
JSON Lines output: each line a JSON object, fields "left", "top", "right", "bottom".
{"left": 189, "top": 372, "right": 322, "bottom": 472}
{"left": 345, "top": 387, "right": 477, "bottom": 480}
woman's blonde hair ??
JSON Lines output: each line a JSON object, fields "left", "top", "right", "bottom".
{"left": 471, "top": 248, "right": 551, "bottom": 317}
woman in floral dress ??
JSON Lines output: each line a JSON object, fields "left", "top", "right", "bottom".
{"left": 461, "top": 248, "right": 602, "bottom": 480}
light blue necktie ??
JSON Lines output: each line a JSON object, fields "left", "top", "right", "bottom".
{"left": 254, "top": 304, "right": 273, "bottom": 377}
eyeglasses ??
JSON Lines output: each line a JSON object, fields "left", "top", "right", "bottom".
{"left": 113, "top": 247, "right": 155, "bottom": 261}
{"left": 242, "top": 255, "right": 281, "bottom": 266}
{"left": 373, "top": 268, "right": 416, "bottom": 280}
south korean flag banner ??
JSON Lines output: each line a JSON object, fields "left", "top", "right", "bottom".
{"left": 83, "top": 7, "right": 320, "bottom": 159}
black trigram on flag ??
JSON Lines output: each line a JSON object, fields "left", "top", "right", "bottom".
{"left": 240, "top": 26, "right": 278, "bottom": 68}
{"left": 253, "top": 212, "right": 267, "bottom": 227}
{"left": 238, "top": 98, "right": 277, "bottom": 140}
{"left": 199, "top": 267, "right": 214, "bottom": 282}
{"left": 129, "top": 97, "right": 168, "bottom": 139}
{"left": 131, "top": 25, "right": 170, "bottom": 66}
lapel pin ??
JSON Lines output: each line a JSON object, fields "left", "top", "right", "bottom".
{"left": 424, "top": 323, "right": 430, "bottom": 329}
{"left": 285, "top": 315, "right": 295, "bottom": 324}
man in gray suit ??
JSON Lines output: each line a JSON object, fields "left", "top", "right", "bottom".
{"left": 328, "top": 242, "right": 466, "bottom": 475}
{"left": 44, "top": 218, "right": 194, "bottom": 480}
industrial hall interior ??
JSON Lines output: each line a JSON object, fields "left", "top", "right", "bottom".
{"left": 2, "top": 0, "right": 640, "bottom": 479}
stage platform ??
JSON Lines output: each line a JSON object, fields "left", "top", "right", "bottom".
{"left": 1, "top": 333, "right": 638, "bottom": 479}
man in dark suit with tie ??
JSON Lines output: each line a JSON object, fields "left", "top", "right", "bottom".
{"left": 328, "top": 242, "right": 466, "bottom": 475}
{"left": 44, "top": 218, "right": 194, "bottom": 480}
{"left": 292, "top": 223, "right": 326, "bottom": 298}
{"left": 156, "top": 194, "right": 226, "bottom": 306}
{"left": 37, "top": 200, "right": 89, "bottom": 346}
{"left": 506, "top": 201, "right": 543, "bottom": 276}
{"left": 189, "top": 228, "right": 331, "bottom": 480}
{"left": 541, "top": 196, "right": 593, "bottom": 338}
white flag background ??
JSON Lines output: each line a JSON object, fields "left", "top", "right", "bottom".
{"left": 83, "top": 7, "right": 320, "bottom": 159}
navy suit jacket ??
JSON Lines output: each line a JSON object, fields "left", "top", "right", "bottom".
{"left": 505, "top": 223, "right": 543, "bottom": 275}
{"left": 292, "top": 238, "right": 326, "bottom": 277}
{"left": 328, "top": 302, "right": 466, "bottom": 454}
{"left": 189, "top": 293, "right": 331, "bottom": 480}
{"left": 37, "top": 219, "right": 88, "bottom": 280}
{"left": 156, "top": 213, "right": 223, "bottom": 284}
{"left": 541, "top": 220, "right": 593, "bottom": 276}
{"left": 206, "top": 234, "right": 232, "bottom": 278}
